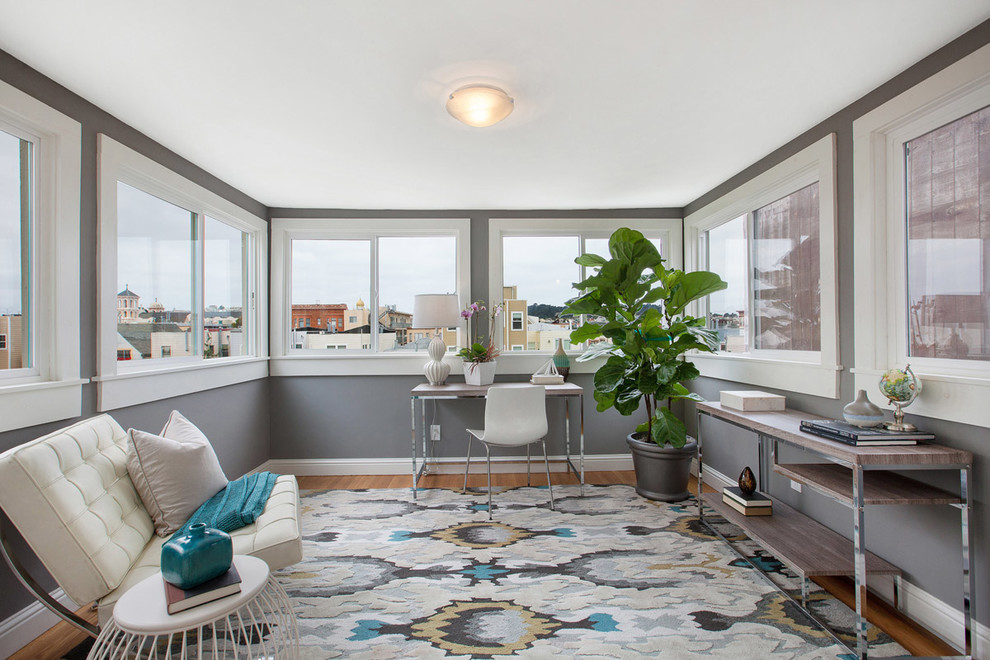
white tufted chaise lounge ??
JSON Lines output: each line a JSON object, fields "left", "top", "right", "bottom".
{"left": 0, "top": 414, "right": 302, "bottom": 634}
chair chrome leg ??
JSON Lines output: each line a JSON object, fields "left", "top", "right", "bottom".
{"left": 527, "top": 444, "right": 531, "bottom": 486}
{"left": 541, "top": 439, "right": 554, "bottom": 510}
{"left": 486, "top": 444, "right": 493, "bottom": 520}
{"left": 464, "top": 435, "right": 473, "bottom": 492}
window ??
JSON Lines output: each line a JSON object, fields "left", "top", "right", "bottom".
{"left": 271, "top": 218, "right": 470, "bottom": 375}
{"left": 685, "top": 134, "right": 838, "bottom": 398}
{"left": 98, "top": 135, "right": 267, "bottom": 410}
{"left": 0, "top": 334, "right": 6, "bottom": 349}
{"left": 0, "top": 80, "right": 82, "bottom": 432}
{"left": 854, "top": 43, "right": 990, "bottom": 427}
{"left": 489, "top": 218, "right": 681, "bottom": 371}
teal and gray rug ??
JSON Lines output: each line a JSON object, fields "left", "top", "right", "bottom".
{"left": 277, "top": 485, "right": 905, "bottom": 659}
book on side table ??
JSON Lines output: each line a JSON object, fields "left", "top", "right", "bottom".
{"left": 164, "top": 565, "right": 242, "bottom": 614}
{"left": 799, "top": 419, "right": 932, "bottom": 446}
{"left": 722, "top": 486, "right": 773, "bottom": 516}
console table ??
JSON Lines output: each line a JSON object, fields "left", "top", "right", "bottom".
{"left": 695, "top": 401, "right": 974, "bottom": 660}
{"left": 410, "top": 382, "right": 584, "bottom": 497}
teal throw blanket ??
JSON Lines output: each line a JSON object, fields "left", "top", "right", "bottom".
{"left": 173, "top": 471, "right": 279, "bottom": 538}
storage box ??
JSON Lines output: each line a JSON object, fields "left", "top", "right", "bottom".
{"left": 719, "top": 390, "right": 785, "bottom": 411}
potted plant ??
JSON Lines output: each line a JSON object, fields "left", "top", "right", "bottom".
{"left": 457, "top": 300, "right": 503, "bottom": 386}
{"left": 564, "top": 228, "right": 727, "bottom": 501}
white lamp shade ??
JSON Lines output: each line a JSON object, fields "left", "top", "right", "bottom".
{"left": 446, "top": 85, "right": 514, "bottom": 127}
{"left": 413, "top": 294, "right": 461, "bottom": 328}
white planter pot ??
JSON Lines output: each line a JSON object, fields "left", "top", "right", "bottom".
{"left": 463, "top": 360, "right": 496, "bottom": 386}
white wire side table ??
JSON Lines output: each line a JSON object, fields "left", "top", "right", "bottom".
{"left": 87, "top": 555, "right": 299, "bottom": 659}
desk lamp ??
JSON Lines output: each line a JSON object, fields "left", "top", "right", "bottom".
{"left": 412, "top": 294, "right": 460, "bottom": 385}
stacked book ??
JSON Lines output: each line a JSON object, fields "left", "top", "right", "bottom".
{"left": 164, "top": 564, "right": 242, "bottom": 614}
{"left": 722, "top": 486, "right": 772, "bottom": 516}
{"left": 800, "top": 419, "right": 933, "bottom": 446}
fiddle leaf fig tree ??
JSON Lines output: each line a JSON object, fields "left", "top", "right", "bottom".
{"left": 564, "top": 228, "right": 727, "bottom": 448}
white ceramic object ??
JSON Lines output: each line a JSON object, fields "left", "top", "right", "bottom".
{"left": 719, "top": 390, "right": 785, "bottom": 411}
{"left": 464, "top": 360, "right": 496, "bottom": 386}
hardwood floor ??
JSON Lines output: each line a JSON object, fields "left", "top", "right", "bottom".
{"left": 12, "top": 470, "right": 954, "bottom": 659}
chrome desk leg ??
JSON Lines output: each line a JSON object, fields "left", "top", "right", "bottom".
{"left": 410, "top": 396, "right": 418, "bottom": 499}
{"left": 961, "top": 465, "right": 973, "bottom": 657}
{"left": 579, "top": 393, "right": 585, "bottom": 496}
{"left": 852, "top": 465, "right": 868, "bottom": 659}
{"left": 696, "top": 410, "right": 704, "bottom": 520}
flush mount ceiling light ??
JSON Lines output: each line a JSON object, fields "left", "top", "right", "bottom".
{"left": 446, "top": 84, "right": 514, "bottom": 127}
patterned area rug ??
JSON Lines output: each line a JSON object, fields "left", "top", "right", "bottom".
{"left": 277, "top": 485, "right": 906, "bottom": 659}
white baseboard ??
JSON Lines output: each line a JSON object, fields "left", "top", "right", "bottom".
{"left": 697, "top": 463, "right": 987, "bottom": 655}
{"left": 264, "top": 453, "right": 634, "bottom": 477}
{"left": 0, "top": 588, "right": 79, "bottom": 659}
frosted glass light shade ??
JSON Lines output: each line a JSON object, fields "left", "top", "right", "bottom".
{"left": 412, "top": 294, "right": 461, "bottom": 328}
{"left": 446, "top": 85, "right": 514, "bottom": 127}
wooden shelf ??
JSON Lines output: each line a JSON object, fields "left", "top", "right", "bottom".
{"left": 774, "top": 463, "right": 962, "bottom": 506}
{"left": 702, "top": 492, "right": 901, "bottom": 578}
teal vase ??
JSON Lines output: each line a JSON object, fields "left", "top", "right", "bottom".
{"left": 552, "top": 339, "right": 570, "bottom": 380}
{"left": 161, "top": 523, "right": 233, "bottom": 588}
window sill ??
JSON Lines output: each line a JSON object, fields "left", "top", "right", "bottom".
{"left": 94, "top": 357, "right": 268, "bottom": 411}
{"left": 270, "top": 352, "right": 598, "bottom": 377}
{"left": 852, "top": 368, "right": 990, "bottom": 429}
{"left": 691, "top": 353, "right": 842, "bottom": 399}
{"left": 0, "top": 378, "right": 88, "bottom": 433}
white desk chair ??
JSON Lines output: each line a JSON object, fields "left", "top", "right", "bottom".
{"left": 463, "top": 384, "right": 553, "bottom": 519}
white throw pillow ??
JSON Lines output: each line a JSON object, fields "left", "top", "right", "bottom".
{"left": 126, "top": 411, "right": 229, "bottom": 537}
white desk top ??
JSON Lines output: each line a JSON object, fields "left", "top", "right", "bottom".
{"left": 412, "top": 382, "right": 583, "bottom": 397}
{"left": 113, "top": 555, "right": 269, "bottom": 635}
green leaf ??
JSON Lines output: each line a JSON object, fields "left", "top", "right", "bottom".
{"left": 614, "top": 385, "right": 643, "bottom": 415}
{"left": 593, "top": 389, "right": 616, "bottom": 412}
{"left": 563, "top": 293, "right": 601, "bottom": 315}
{"left": 575, "top": 253, "right": 607, "bottom": 268}
{"left": 593, "top": 356, "right": 628, "bottom": 393}
{"left": 666, "top": 271, "right": 728, "bottom": 315}
{"left": 575, "top": 341, "right": 616, "bottom": 362}
{"left": 651, "top": 407, "right": 687, "bottom": 448}
{"left": 570, "top": 322, "right": 603, "bottom": 343}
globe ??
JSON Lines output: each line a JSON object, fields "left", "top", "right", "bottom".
{"left": 878, "top": 365, "right": 921, "bottom": 431}
{"left": 879, "top": 366, "right": 921, "bottom": 404}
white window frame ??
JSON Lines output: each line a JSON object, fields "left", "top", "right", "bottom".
{"left": 270, "top": 217, "right": 470, "bottom": 376}
{"left": 489, "top": 218, "right": 682, "bottom": 374}
{"left": 853, "top": 43, "right": 990, "bottom": 428}
{"left": 96, "top": 135, "right": 268, "bottom": 411}
{"left": 0, "top": 334, "right": 5, "bottom": 350}
{"left": 684, "top": 134, "right": 839, "bottom": 398}
{"left": 0, "top": 80, "right": 83, "bottom": 432}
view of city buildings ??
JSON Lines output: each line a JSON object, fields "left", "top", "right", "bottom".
{"left": 115, "top": 287, "right": 243, "bottom": 361}
{"left": 287, "top": 286, "right": 577, "bottom": 354}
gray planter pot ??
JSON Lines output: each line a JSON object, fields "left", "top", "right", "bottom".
{"left": 626, "top": 433, "right": 697, "bottom": 502}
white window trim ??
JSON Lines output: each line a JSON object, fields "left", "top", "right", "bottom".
{"left": 853, "top": 43, "right": 990, "bottom": 428}
{"left": 0, "top": 80, "right": 84, "bottom": 432}
{"left": 270, "top": 217, "right": 470, "bottom": 376}
{"left": 96, "top": 135, "right": 268, "bottom": 411}
{"left": 684, "top": 134, "right": 840, "bottom": 398}
{"left": 489, "top": 218, "right": 683, "bottom": 375}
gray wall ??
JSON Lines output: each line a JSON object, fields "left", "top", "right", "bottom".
{"left": 682, "top": 19, "right": 990, "bottom": 630}
{"left": 266, "top": 209, "right": 682, "bottom": 461}
{"left": 0, "top": 50, "right": 272, "bottom": 621}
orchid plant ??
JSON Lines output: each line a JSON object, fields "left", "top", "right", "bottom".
{"left": 456, "top": 300, "right": 503, "bottom": 366}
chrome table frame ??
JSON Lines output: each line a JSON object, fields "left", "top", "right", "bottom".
{"left": 696, "top": 402, "right": 975, "bottom": 660}
{"left": 410, "top": 382, "right": 585, "bottom": 498}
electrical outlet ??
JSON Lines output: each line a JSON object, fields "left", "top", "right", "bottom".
{"left": 430, "top": 425, "right": 441, "bottom": 442}
{"left": 790, "top": 479, "right": 802, "bottom": 493}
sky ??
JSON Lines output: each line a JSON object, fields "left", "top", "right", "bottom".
{"left": 0, "top": 129, "right": 22, "bottom": 315}
{"left": 117, "top": 182, "right": 244, "bottom": 311}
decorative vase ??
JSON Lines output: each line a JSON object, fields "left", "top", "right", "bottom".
{"left": 161, "top": 523, "right": 233, "bottom": 589}
{"left": 464, "top": 360, "right": 496, "bottom": 386}
{"left": 738, "top": 466, "right": 757, "bottom": 495}
{"left": 843, "top": 389, "right": 885, "bottom": 427}
{"left": 626, "top": 434, "right": 697, "bottom": 502}
{"left": 552, "top": 339, "right": 570, "bottom": 380}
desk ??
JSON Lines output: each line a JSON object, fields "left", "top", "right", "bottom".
{"left": 410, "top": 382, "right": 584, "bottom": 497}
{"left": 696, "top": 402, "right": 974, "bottom": 659}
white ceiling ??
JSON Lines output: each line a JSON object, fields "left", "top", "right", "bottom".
{"left": 1, "top": 1, "right": 988, "bottom": 210}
